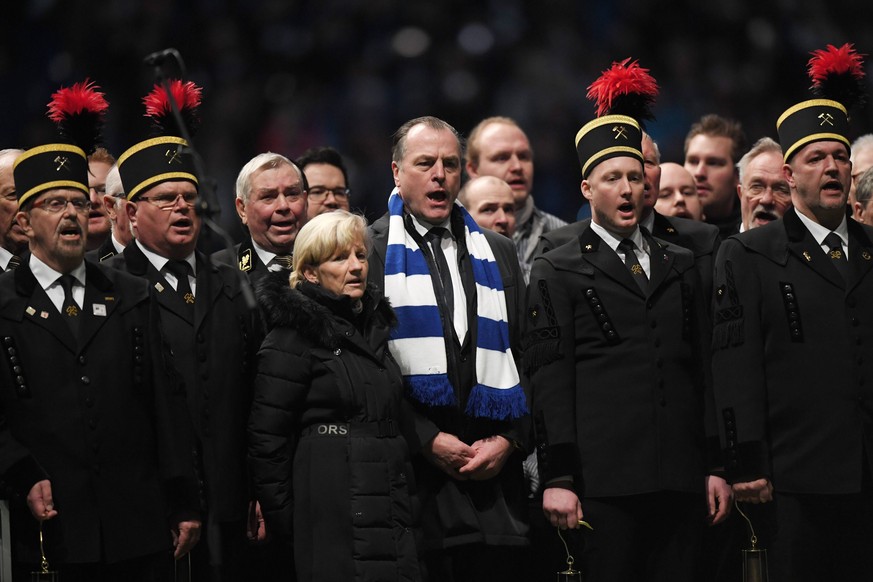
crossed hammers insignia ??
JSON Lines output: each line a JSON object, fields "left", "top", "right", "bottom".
{"left": 612, "top": 125, "right": 628, "bottom": 140}
{"left": 54, "top": 156, "right": 70, "bottom": 172}
{"left": 165, "top": 148, "right": 182, "bottom": 164}
{"left": 818, "top": 112, "right": 834, "bottom": 127}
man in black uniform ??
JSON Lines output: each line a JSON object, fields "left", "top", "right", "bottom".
{"left": 712, "top": 73, "right": 873, "bottom": 580}
{"left": 538, "top": 133, "right": 721, "bottom": 306}
{"left": 0, "top": 120, "right": 200, "bottom": 581}
{"left": 110, "top": 82, "right": 259, "bottom": 582}
{"left": 527, "top": 112, "right": 729, "bottom": 581}
{"left": 212, "top": 152, "right": 307, "bottom": 285}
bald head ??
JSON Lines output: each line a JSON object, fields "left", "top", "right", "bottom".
{"left": 655, "top": 162, "right": 703, "bottom": 221}
{"left": 459, "top": 176, "right": 516, "bottom": 237}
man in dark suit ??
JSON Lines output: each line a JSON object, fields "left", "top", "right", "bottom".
{"left": 527, "top": 114, "right": 729, "bottom": 580}
{"left": 87, "top": 164, "right": 131, "bottom": 263}
{"left": 212, "top": 153, "right": 307, "bottom": 284}
{"left": 110, "top": 129, "right": 260, "bottom": 582}
{"left": 0, "top": 137, "right": 200, "bottom": 580}
{"left": 0, "top": 149, "right": 28, "bottom": 271}
{"left": 367, "top": 116, "right": 530, "bottom": 582}
{"left": 712, "top": 93, "right": 873, "bottom": 580}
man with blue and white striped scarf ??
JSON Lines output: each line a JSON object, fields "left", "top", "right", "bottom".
{"left": 368, "top": 116, "right": 530, "bottom": 582}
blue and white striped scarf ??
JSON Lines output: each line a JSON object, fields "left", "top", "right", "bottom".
{"left": 384, "top": 188, "right": 527, "bottom": 420}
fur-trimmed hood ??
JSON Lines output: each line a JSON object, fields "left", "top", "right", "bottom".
{"left": 256, "top": 271, "right": 396, "bottom": 350}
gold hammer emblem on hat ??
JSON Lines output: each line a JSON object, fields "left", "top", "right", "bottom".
{"left": 54, "top": 156, "right": 70, "bottom": 171}
{"left": 612, "top": 126, "right": 628, "bottom": 140}
{"left": 165, "top": 148, "right": 183, "bottom": 164}
{"left": 818, "top": 112, "right": 834, "bottom": 127}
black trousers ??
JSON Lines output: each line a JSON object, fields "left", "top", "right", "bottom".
{"left": 423, "top": 543, "right": 529, "bottom": 582}
{"left": 578, "top": 491, "right": 704, "bottom": 582}
{"left": 14, "top": 550, "right": 169, "bottom": 582}
{"left": 765, "top": 489, "right": 873, "bottom": 582}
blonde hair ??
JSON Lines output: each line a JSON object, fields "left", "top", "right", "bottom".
{"left": 289, "top": 210, "right": 370, "bottom": 288}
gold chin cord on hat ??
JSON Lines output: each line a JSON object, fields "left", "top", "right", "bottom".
{"left": 555, "top": 520, "right": 593, "bottom": 581}
{"left": 31, "top": 521, "right": 58, "bottom": 581}
{"left": 735, "top": 500, "right": 769, "bottom": 582}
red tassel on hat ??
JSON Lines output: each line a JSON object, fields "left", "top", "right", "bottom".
{"left": 586, "top": 58, "right": 659, "bottom": 123}
{"left": 143, "top": 79, "right": 203, "bottom": 137}
{"left": 807, "top": 43, "right": 866, "bottom": 110}
{"left": 46, "top": 79, "right": 109, "bottom": 155}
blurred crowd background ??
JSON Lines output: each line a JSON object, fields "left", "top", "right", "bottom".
{"left": 3, "top": 0, "right": 873, "bottom": 242}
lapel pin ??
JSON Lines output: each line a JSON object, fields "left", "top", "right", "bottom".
{"left": 25, "top": 306, "right": 36, "bottom": 316}
{"left": 92, "top": 304, "right": 107, "bottom": 317}
{"left": 155, "top": 282, "right": 165, "bottom": 293}
{"left": 40, "top": 311, "right": 49, "bottom": 319}
{"left": 803, "top": 251, "right": 812, "bottom": 262}
{"left": 104, "top": 296, "right": 115, "bottom": 301}
{"left": 863, "top": 250, "right": 871, "bottom": 261}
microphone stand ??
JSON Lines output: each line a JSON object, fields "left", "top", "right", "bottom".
{"left": 144, "top": 48, "right": 257, "bottom": 311}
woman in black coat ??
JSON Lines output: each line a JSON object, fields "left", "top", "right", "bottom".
{"left": 248, "top": 211, "right": 421, "bottom": 581}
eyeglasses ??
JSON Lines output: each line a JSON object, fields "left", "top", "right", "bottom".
{"left": 138, "top": 192, "right": 198, "bottom": 211}
{"left": 746, "top": 184, "right": 791, "bottom": 200}
{"left": 31, "top": 196, "right": 91, "bottom": 213}
{"left": 308, "top": 187, "right": 350, "bottom": 201}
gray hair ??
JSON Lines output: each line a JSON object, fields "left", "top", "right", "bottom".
{"left": 0, "top": 148, "right": 24, "bottom": 169}
{"left": 851, "top": 134, "right": 873, "bottom": 164}
{"left": 856, "top": 167, "right": 873, "bottom": 205}
{"left": 104, "top": 164, "right": 125, "bottom": 211}
{"left": 235, "top": 152, "right": 306, "bottom": 202}
{"left": 737, "top": 137, "right": 782, "bottom": 183}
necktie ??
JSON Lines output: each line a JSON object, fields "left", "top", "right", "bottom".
{"left": 58, "top": 274, "right": 80, "bottom": 338}
{"left": 165, "top": 260, "right": 195, "bottom": 306}
{"left": 824, "top": 232, "right": 849, "bottom": 282}
{"left": 426, "top": 228, "right": 454, "bottom": 316}
{"left": 6, "top": 255, "right": 20, "bottom": 271}
{"left": 272, "top": 254, "right": 293, "bottom": 270}
{"left": 617, "top": 238, "right": 648, "bottom": 293}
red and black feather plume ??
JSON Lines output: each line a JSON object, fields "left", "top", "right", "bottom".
{"left": 808, "top": 43, "right": 866, "bottom": 110}
{"left": 143, "top": 79, "right": 203, "bottom": 137}
{"left": 46, "top": 79, "right": 109, "bottom": 155}
{"left": 587, "top": 58, "right": 659, "bottom": 126}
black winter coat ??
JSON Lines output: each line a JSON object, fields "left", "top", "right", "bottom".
{"left": 248, "top": 275, "right": 422, "bottom": 582}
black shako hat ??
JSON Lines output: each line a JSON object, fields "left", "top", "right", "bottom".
{"left": 14, "top": 80, "right": 108, "bottom": 207}
{"left": 575, "top": 58, "right": 656, "bottom": 178}
{"left": 575, "top": 115, "right": 643, "bottom": 179}
{"left": 118, "top": 80, "right": 202, "bottom": 201}
{"left": 777, "top": 43, "right": 866, "bottom": 162}
{"left": 777, "top": 99, "right": 850, "bottom": 162}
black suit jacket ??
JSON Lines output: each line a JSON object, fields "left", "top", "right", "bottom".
{"left": 212, "top": 236, "right": 273, "bottom": 287}
{"left": 526, "top": 224, "right": 713, "bottom": 497}
{"left": 712, "top": 210, "right": 873, "bottom": 494}
{"left": 0, "top": 260, "right": 197, "bottom": 564}
{"left": 108, "top": 243, "right": 260, "bottom": 522}
{"left": 85, "top": 235, "right": 120, "bottom": 264}
{"left": 367, "top": 209, "right": 530, "bottom": 550}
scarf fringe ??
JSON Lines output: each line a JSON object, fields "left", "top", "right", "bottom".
{"left": 405, "top": 374, "right": 457, "bottom": 407}
{"left": 465, "top": 384, "right": 528, "bottom": 420}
